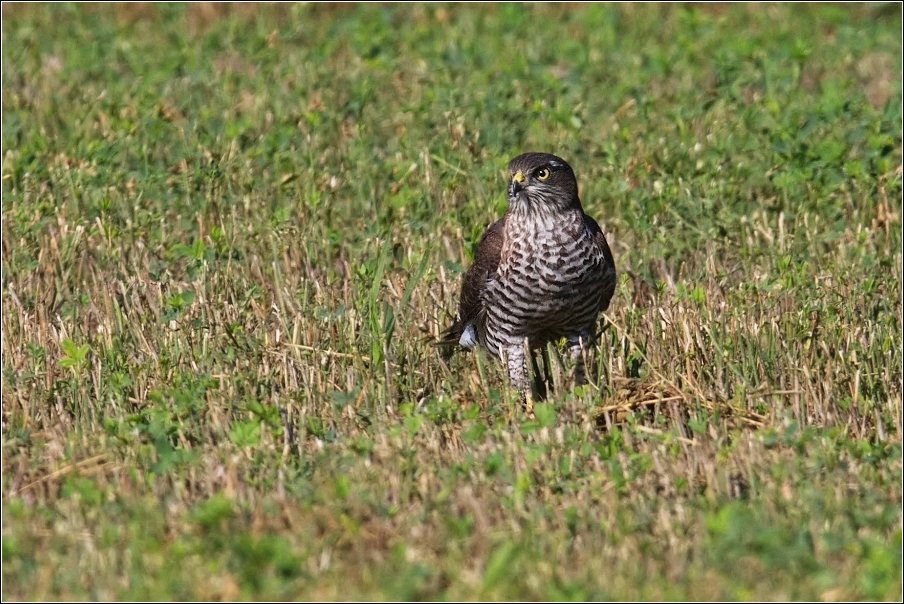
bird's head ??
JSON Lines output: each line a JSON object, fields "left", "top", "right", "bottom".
{"left": 507, "top": 152, "right": 581, "bottom": 215}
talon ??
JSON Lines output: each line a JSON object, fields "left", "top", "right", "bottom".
{"left": 523, "top": 391, "right": 534, "bottom": 414}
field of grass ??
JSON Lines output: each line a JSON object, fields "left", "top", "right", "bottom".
{"left": 2, "top": 3, "right": 902, "bottom": 600}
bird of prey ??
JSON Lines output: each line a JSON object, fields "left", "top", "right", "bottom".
{"left": 439, "top": 152, "right": 616, "bottom": 403}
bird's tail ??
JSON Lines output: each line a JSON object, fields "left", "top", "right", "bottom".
{"left": 433, "top": 321, "right": 465, "bottom": 361}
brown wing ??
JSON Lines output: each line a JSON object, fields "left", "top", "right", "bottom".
{"left": 583, "top": 212, "right": 616, "bottom": 313}
{"left": 436, "top": 217, "right": 505, "bottom": 353}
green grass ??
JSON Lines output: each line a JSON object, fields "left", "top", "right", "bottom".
{"left": 2, "top": 3, "right": 901, "bottom": 600}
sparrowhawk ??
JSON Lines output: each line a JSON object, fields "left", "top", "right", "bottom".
{"left": 440, "top": 152, "right": 616, "bottom": 400}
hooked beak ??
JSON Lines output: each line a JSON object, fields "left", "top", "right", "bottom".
{"left": 508, "top": 170, "right": 525, "bottom": 196}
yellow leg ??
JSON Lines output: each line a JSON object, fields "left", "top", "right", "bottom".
{"left": 523, "top": 390, "right": 534, "bottom": 415}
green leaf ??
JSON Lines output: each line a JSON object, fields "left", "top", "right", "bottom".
{"left": 229, "top": 419, "right": 260, "bottom": 448}
{"left": 533, "top": 403, "right": 556, "bottom": 428}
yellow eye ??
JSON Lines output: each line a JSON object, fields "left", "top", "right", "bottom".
{"left": 536, "top": 167, "right": 550, "bottom": 181}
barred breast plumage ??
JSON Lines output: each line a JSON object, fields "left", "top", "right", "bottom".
{"left": 439, "top": 152, "right": 616, "bottom": 400}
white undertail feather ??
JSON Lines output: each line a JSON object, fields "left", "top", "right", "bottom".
{"left": 459, "top": 323, "right": 477, "bottom": 349}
